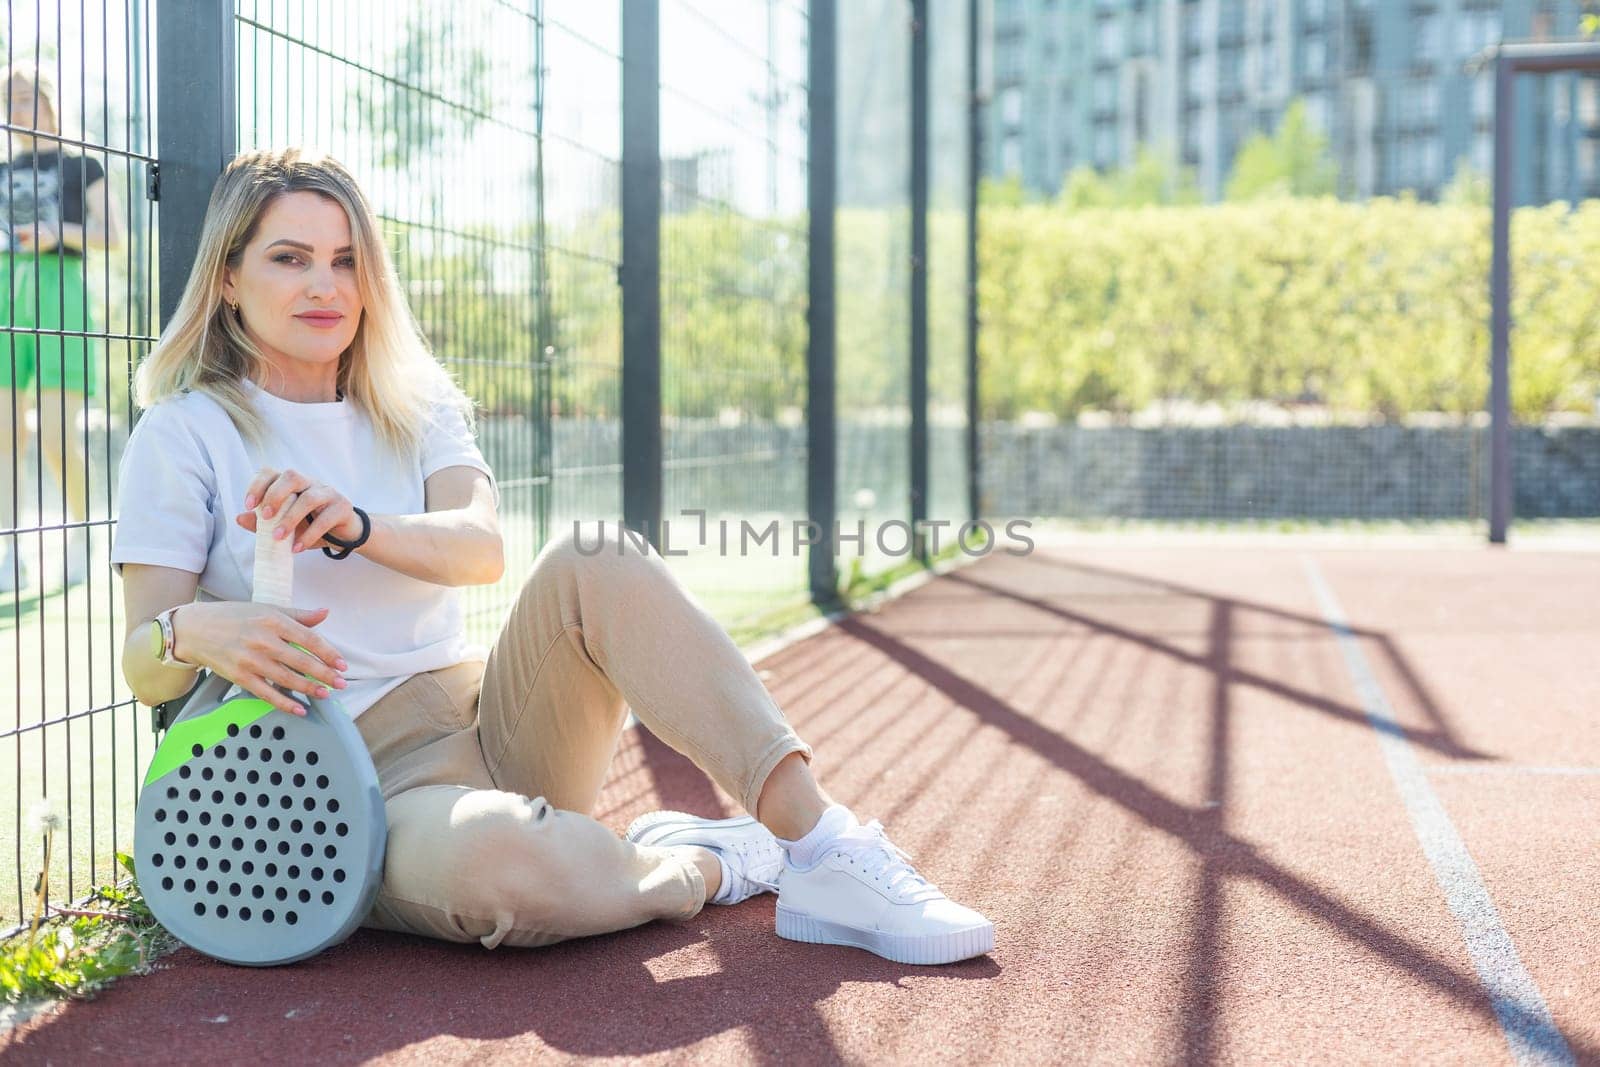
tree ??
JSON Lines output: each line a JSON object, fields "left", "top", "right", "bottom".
{"left": 355, "top": 12, "right": 492, "bottom": 172}
{"left": 1224, "top": 99, "right": 1338, "bottom": 201}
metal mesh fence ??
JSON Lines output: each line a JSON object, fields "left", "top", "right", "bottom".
{"left": 1, "top": 0, "right": 980, "bottom": 932}
{"left": 232, "top": 0, "right": 552, "bottom": 651}
{"left": 0, "top": 0, "right": 156, "bottom": 933}
{"left": 657, "top": 0, "right": 809, "bottom": 627}
{"left": 976, "top": 422, "right": 1598, "bottom": 523}
{"left": 836, "top": 0, "right": 912, "bottom": 577}
{"left": 543, "top": 4, "right": 622, "bottom": 534}
{"left": 925, "top": 0, "right": 969, "bottom": 539}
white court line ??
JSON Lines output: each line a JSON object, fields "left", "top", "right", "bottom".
{"left": 1429, "top": 765, "right": 1600, "bottom": 778}
{"left": 1302, "top": 556, "right": 1576, "bottom": 1067}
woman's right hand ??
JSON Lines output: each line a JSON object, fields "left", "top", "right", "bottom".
{"left": 170, "top": 601, "right": 348, "bottom": 716}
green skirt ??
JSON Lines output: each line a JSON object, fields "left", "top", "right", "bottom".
{"left": 1, "top": 250, "right": 97, "bottom": 397}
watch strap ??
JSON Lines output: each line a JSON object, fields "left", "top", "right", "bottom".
{"left": 155, "top": 606, "right": 200, "bottom": 670}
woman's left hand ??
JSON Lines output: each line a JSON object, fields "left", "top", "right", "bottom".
{"left": 235, "top": 467, "right": 363, "bottom": 554}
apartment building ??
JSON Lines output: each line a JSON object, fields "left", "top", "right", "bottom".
{"left": 986, "top": 0, "right": 1597, "bottom": 204}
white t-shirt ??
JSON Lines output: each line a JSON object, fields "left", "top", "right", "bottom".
{"left": 111, "top": 379, "right": 498, "bottom": 717}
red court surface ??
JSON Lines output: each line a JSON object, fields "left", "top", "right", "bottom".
{"left": 3, "top": 539, "right": 1597, "bottom": 1064}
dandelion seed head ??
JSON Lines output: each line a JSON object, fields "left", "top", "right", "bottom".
{"left": 27, "top": 797, "right": 63, "bottom": 836}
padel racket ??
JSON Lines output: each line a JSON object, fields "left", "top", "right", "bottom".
{"left": 133, "top": 510, "right": 387, "bottom": 966}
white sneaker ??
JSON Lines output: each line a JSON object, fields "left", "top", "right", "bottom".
{"left": 625, "top": 811, "right": 785, "bottom": 905}
{"left": 776, "top": 815, "right": 995, "bottom": 965}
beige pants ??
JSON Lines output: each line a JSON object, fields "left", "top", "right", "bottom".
{"left": 355, "top": 523, "right": 814, "bottom": 950}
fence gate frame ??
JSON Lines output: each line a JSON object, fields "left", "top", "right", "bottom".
{"left": 1476, "top": 39, "right": 1600, "bottom": 544}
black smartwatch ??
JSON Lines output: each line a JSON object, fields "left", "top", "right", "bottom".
{"left": 322, "top": 506, "right": 371, "bottom": 560}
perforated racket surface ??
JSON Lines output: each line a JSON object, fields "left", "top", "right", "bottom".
{"left": 133, "top": 510, "right": 387, "bottom": 966}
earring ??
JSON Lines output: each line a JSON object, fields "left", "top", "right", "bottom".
{"left": 230, "top": 301, "right": 240, "bottom": 314}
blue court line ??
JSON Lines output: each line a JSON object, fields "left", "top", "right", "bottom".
{"left": 1302, "top": 555, "right": 1575, "bottom": 1067}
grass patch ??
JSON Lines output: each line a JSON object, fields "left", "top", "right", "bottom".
{"left": 725, "top": 595, "right": 827, "bottom": 650}
{"left": 837, "top": 529, "right": 984, "bottom": 604}
{"left": 0, "top": 815, "right": 177, "bottom": 1009}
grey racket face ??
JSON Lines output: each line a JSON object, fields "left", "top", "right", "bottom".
{"left": 134, "top": 677, "right": 386, "bottom": 967}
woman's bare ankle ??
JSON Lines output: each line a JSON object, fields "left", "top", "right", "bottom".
{"left": 756, "top": 751, "right": 831, "bottom": 840}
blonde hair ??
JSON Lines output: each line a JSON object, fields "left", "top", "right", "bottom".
{"left": 135, "top": 147, "right": 471, "bottom": 455}
{"left": 4, "top": 61, "right": 60, "bottom": 136}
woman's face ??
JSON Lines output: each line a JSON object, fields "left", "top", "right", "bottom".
{"left": 222, "top": 191, "right": 363, "bottom": 379}
{"left": 7, "top": 76, "right": 54, "bottom": 136}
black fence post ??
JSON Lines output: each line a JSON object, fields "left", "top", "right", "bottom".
{"left": 621, "top": 0, "right": 662, "bottom": 548}
{"left": 807, "top": 0, "right": 839, "bottom": 604}
{"left": 1489, "top": 50, "right": 1514, "bottom": 545}
{"left": 966, "top": 0, "right": 980, "bottom": 524}
{"left": 156, "top": 0, "right": 235, "bottom": 329}
{"left": 910, "top": 0, "right": 929, "bottom": 562}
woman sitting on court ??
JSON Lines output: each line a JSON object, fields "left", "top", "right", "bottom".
{"left": 112, "top": 148, "right": 993, "bottom": 965}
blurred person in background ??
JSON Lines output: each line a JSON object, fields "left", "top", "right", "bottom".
{"left": 0, "top": 62, "right": 123, "bottom": 592}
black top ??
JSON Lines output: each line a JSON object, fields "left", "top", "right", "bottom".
{"left": 0, "top": 150, "right": 107, "bottom": 257}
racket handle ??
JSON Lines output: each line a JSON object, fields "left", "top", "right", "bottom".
{"left": 253, "top": 509, "right": 342, "bottom": 722}
{"left": 254, "top": 506, "right": 318, "bottom": 715}
{"left": 254, "top": 505, "right": 294, "bottom": 608}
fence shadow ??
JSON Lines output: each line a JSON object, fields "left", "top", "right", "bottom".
{"left": 824, "top": 548, "right": 1579, "bottom": 1065}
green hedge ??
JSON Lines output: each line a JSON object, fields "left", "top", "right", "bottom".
{"left": 979, "top": 197, "right": 1600, "bottom": 421}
